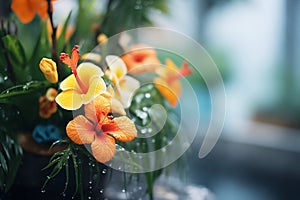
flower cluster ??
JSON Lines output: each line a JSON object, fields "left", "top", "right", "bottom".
{"left": 38, "top": 43, "right": 192, "bottom": 163}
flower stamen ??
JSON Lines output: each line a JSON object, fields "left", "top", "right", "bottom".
{"left": 60, "top": 45, "right": 88, "bottom": 93}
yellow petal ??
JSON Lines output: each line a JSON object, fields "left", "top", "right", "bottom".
{"left": 106, "top": 55, "right": 127, "bottom": 81}
{"left": 66, "top": 115, "right": 95, "bottom": 144}
{"left": 60, "top": 74, "right": 77, "bottom": 90}
{"left": 91, "top": 135, "right": 116, "bottom": 163}
{"left": 77, "top": 62, "right": 104, "bottom": 88}
{"left": 55, "top": 89, "right": 83, "bottom": 110}
{"left": 103, "top": 116, "right": 137, "bottom": 142}
{"left": 82, "top": 76, "right": 106, "bottom": 104}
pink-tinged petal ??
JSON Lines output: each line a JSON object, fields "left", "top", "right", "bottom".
{"left": 91, "top": 134, "right": 116, "bottom": 163}
{"left": 103, "top": 116, "right": 137, "bottom": 142}
{"left": 106, "top": 55, "right": 127, "bottom": 81}
{"left": 77, "top": 62, "right": 104, "bottom": 88}
{"left": 55, "top": 89, "right": 83, "bottom": 110}
{"left": 66, "top": 115, "right": 95, "bottom": 144}
{"left": 117, "top": 76, "right": 140, "bottom": 108}
{"left": 82, "top": 76, "right": 106, "bottom": 104}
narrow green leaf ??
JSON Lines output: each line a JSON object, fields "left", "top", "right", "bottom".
{"left": 2, "top": 35, "right": 26, "bottom": 67}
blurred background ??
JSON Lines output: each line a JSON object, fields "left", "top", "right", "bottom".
{"left": 153, "top": 0, "right": 300, "bottom": 200}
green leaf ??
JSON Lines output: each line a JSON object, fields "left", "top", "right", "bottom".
{"left": 2, "top": 35, "right": 26, "bottom": 67}
{"left": 0, "top": 81, "right": 50, "bottom": 104}
{"left": 56, "top": 12, "right": 72, "bottom": 53}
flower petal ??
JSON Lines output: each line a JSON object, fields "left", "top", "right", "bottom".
{"left": 11, "top": 0, "right": 37, "bottom": 23}
{"left": 106, "top": 55, "right": 127, "bottom": 81}
{"left": 103, "top": 116, "right": 137, "bottom": 142}
{"left": 77, "top": 62, "right": 104, "bottom": 88}
{"left": 91, "top": 134, "right": 116, "bottom": 163}
{"left": 85, "top": 94, "right": 112, "bottom": 124}
{"left": 60, "top": 74, "right": 77, "bottom": 90}
{"left": 117, "top": 76, "right": 140, "bottom": 108}
{"left": 82, "top": 76, "right": 106, "bottom": 104}
{"left": 66, "top": 115, "right": 95, "bottom": 144}
{"left": 111, "top": 98, "right": 126, "bottom": 115}
{"left": 55, "top": 89, "right": 83, "bottom": 110}
{"left": 154, "top": 77, "right": 181, "bottom": 107}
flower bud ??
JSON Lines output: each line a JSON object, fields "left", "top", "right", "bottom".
{"left": 39, "top": 58, "right": 58, "bottom": 83}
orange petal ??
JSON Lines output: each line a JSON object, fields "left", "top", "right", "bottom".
{"left": 102, "top": 116, "right": 137, "bottom": 142}
{"left": 154, "top": 77, "right": 181, "bottom": 107}
{"left": 84, "top": 94, "right": 112, "bottom": 123}
{"left": 11, "top": 0, "right": 36, "bottom": 23}
{"left": 91, "top": 134, "right": 116, "bottom": 163}
{"left": 66, "top": 115, "right": 95, "bottom": 144}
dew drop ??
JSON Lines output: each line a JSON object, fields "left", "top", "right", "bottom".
{"left": 138, "top": 186, "right": 143, "bottom": 190}
{"left": 152, "top": 139, "right": 155, "bottom": 143}
{"left": 145, "top": 93, "right": 151, "bottom": 98}
{"left": 101, "top": 169, "right": 107, "bottom": 174}
{"left": 88, "top": 196, "right": 91, "bottom": 199}
{"left": 62, "top": 193, "right": 66, "bottom": 197}
{"left": 89, "top": 181, "right": 92, "bottom": 185}
{"left": 41, "top": 189, "right": 46, "bottom": 194}
{"left": 99, "top": 189, "right": 104, "bottom": 194}
{"left": 122, "top": 189, "right": 126, "bottom": 193}
{"left": 3, "top": 76, "right": 8, "bottom": 81}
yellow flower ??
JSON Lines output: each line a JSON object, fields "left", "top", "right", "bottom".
{"left": 154, "top": 59, "right": 193, "bottom": 107}
{"left": 56, "top": 45, "right": 106, "bottom": 110}
{"left": 39, "top": 58, "right": 58, "bottom": 83}
{"left": 39, "top": 88, "right": 58, "bottom": 119}
{"left": 105, "top": 55, "right": 140, "bottom": 108}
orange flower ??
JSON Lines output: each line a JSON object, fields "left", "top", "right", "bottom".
{"left": 11, "top": 0, "right": 56, "bottom": 24}
{"left": 121, "top": 44, "right": 161, "bottom": 74}
{"left": 154, "top": 59, "right": 193, "bottom": 107}
{"left": 39, "top": 88, "right": 58, "bottom": 118}
{"left": 66, "top": 94, "right": 137, "bottom": 163}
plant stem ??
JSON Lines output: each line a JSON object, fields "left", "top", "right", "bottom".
{"left": 47, "top": 0, "right": 59, "bottom": 65}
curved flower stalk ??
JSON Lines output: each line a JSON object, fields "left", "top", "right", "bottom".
{"left": 154, "top": 59, "right": 193, "bottom": 107}
{"left": 11, "top": 0, "right": 57, "bottom": 24}
{"left": 56, "top": 45, "right": 106, "bottom": 110}
{"left": 105, "top": 55, "right": 140, "bottom": 108}
{"left": 66, "top": 93, "right": 137, "bottom": 163}
{"left": 121, "top": 44, "right": 161, "bottom": 74}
